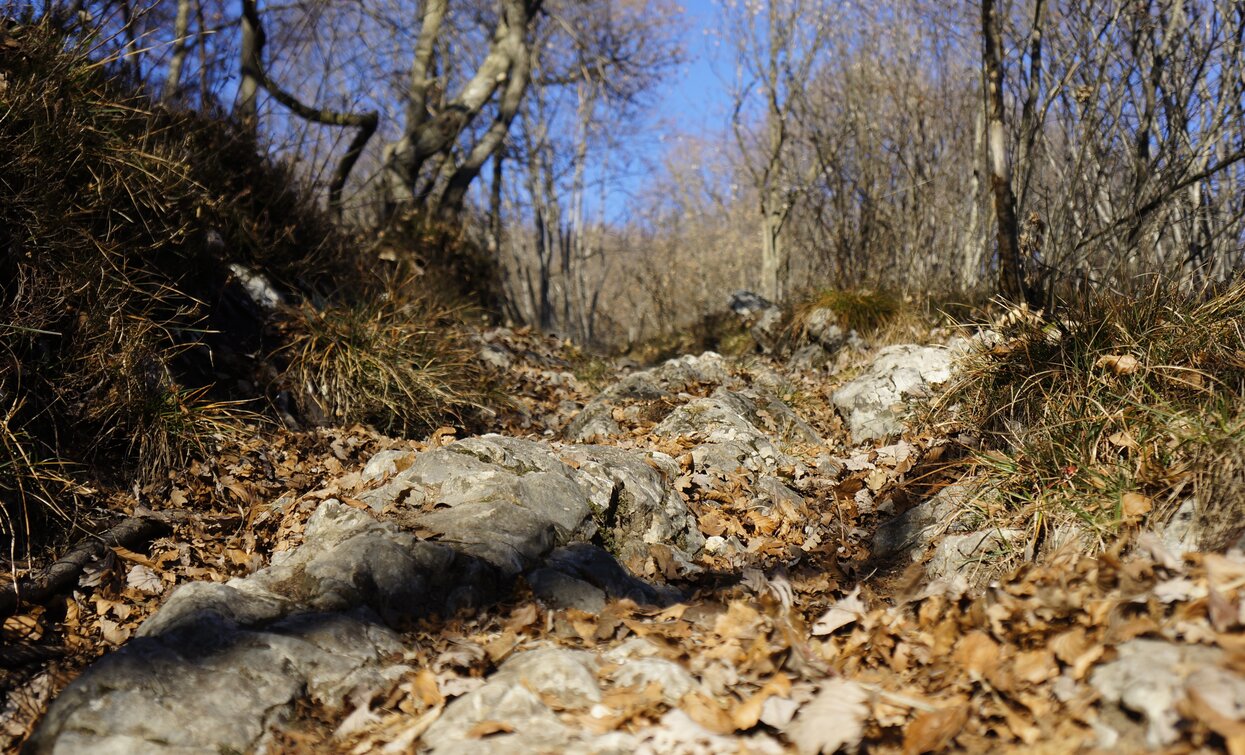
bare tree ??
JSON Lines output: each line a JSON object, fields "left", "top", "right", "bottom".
{"left": 725, "top": 0, "right": 833, "bottom": 302}
{"left": 982, "top": 0, "right": 1029, "bottom": 302}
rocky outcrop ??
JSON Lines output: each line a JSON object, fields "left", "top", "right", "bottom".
{"left": 30, "top": 342, "right": 975, "bottom": 753}
{"left": 565, "top": 352, "right": 735, "bottom": 442}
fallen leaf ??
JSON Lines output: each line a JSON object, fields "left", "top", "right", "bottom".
{"left": 1095, "top": 353, "right": 1141, "bottom": 375}
{"left": 732, "top": 676, "right": 793, "bottom": 730}
{"left": 903, "top": 704, "right": 968, "bottom": 755}
{"left": 97, "top": 617, "right": 131, "bottom": 645}
{"left": 952, "top": 631, "right": 1001, "bottom": 681}
{"left": 812, "top": 586, "right": 867, "bottom": 635}
{"left": 1121, "top": 492, "right": 1152, "bottom": 518}
{"left": 681, "top": 692, "right": 735, "bottom": 735}
{"left": 1107, "top": 431, "right": 1139, "bottom": 450}
{"left": 125, "top": 564, "right": 164, "bottom": 595}
{"left": 785, "top": 679, "right": 869, "bottom": 754}
{"left": 466, "top": 720, "right": 515, "bottom": 738}
{"left": 505, "top": 603, "right": 540, "bottom": 632}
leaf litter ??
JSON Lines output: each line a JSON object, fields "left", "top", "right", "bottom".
{"left": 4, "top": 326, "right": 1245, "bottom": 753}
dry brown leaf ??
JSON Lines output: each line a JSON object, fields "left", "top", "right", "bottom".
{"left": 429, "top": 426, "right": 457, "bottom": 448}
{"left": 2, "top": 615, "right": 41, "bottom": 642}
{"left": 812, "top": 586, "right": 867, "bottom": 636}
{"left": 1107, "top": 431, "right": 1139, "bottom": 451}
{"left": 1095, "top": 353, "right": 1141, "bottom": 375}
{"left": 902, "top": 704, "right": 968, "bottom": 755}
{"left": 97, "top": 617, "right": 131, "bottom": 645}
{"left": 784, "top": 679, "right": 869, "bottom": 755}
{"left": 952, "top": 631, "right": 1001, "bottom": 681}
{"left": 732, "top": 676, "right": 793, "bottom": 731}
{"left": 1013, "top": 649, "right": 1059, "bottom": 685}
{"left": 1049, "top": 628, "right": 1103, "bottom": 679}
{"left": 505, "top": 603, "right": 540, "bottom": 632}
{"left": 125, "top": 564, "right": 164, "bottom": 595}
{"left": 680, "top": 692, "right": 736, "bottom": 735}
{"left": 465, "top": 720, "right": 515, "bottom": 739}
{"left": 484, "top": 629, "right": 520, "bottom": 663}
{"left": 409, "top": 669, "right": 444, "bottom": 707}
{"left": 714, "top": 601, "right": 764, "bottom": 640}
{"left": 1121, "top": 492, "right": 1152, "bottom": 518}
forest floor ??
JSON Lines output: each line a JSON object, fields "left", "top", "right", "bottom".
{"left": 4, "top": 324, "right": 1245, "bottom": 754}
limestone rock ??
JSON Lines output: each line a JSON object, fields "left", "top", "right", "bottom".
{"left": 925, "top": 528, "right": 1025, "bottom": 583}
{"left": 832, "top": 344, "right": 957, "bottom": 441}
{"left": 361, "top": 435, "right": 596, "bottom": 576}
{"left": 561, "top": 445, "right": 705, "bottom": 570}
{"left": 421, "top": 647, "right": 600, "bottom": 754}
{"left": 654, "top": 387, "right": 821, "bottom": 475}
{"left": 30, "top": 502, "right": 469, "bottom": 754}
{"left": 872, "top": 481, "right": 989, "bottom": 561}
{"left": 565, "top": 352, "right": 734, "bottom": 442}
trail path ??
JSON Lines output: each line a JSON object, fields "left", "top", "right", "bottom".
{"left": 12, "top": 329, "right": 1245, "bottom": 753}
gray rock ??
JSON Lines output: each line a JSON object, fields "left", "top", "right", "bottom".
{"left": 422, "top": 680, "right": 571, "bottom": 755}
{"left": 359, "top": 435, "right": 704, "bottom": 578}
{"left": 728, "top": 290, "right": 774, "bottom": 317}
{"left": 751, "top": 306, "right": 784, "bottom": 354}
{"left": 362, "top": 435, "right": 597, "bottom": 576}
{"left": 30, "top": 502, "right": 472, "bottom": 754}
{"left": 565, "top": 352, "right": 734, "bottom": 442}
{"left": 228, "top": 263, "right": 283, "bottom": 311}
{"left": 541, "top": 543, "right": 683, "bottom": 606}
{"left": 802, "top": 308, "right": 849, "bottom": 351}
{"left": 925, "top": 528, "right": 1025, "bottom": 583}
{"left": 832, "top": 344, "right": 957, "bottom": 441}
{"left": 360, "top": 448, "right": 412, "bottom": 483}
{"left": 872, "top": 481, "right": 989, "bottom": 560}
{"left": 562, "top": 445, "right": 705, "bottom": 568}
{"left": 422, "top": 647, "right": 600, "bottom": 754}
{"left": 789, "top": 344, "right": 832, "bottom": 371}
{"left": 605, "top": 658, "right": 699, "bottom": 705}
{"left": 1159, "top": 498, "right": 1201, "bottom": 556}
{"left": 654, "top": 387, "right": 820, "bottom": 475}
{"left": 478, "top": 342, "right": 514, "bottom": 369}
{"left": 1090, "top": 639, "right": 1232, "bottom": 749}
{"left": 526, "top": 567, "right": 607, "bottom": 612}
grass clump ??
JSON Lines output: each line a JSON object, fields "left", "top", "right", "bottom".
{"left": 793, "top": 289, "right": 902, "bottom": 337}
{"left": 275, "top": 288, "right": 492, "bottom": 436}
{"left": 943, "top": 280, "right": 1245, "bottom": 551}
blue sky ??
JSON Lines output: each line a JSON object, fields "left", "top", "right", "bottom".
{"left": 656, "top": 0, "right": 729, "bottom": 134}
{"left": 588, "top": 0, "right": 734, "bottom": 221}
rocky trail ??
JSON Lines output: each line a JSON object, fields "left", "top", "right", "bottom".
{"left": 5, "top": 326, "right": 1245, "bottom": 754}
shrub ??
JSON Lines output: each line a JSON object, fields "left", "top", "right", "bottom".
{"left": 274, "top": 287, "right": 493, "bottom": 437}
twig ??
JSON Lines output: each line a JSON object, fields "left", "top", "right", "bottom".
{"left": 0, "top": 514, "right": 176, "bottom": 618}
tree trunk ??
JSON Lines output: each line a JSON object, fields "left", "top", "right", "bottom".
{"left": 981, "top": 0, "right": 1028, "bottom": 303}
{"left": 384, "top": 0, "right": 543, "bottom": 219}
{"left": 237, "top": 5, "right": 260, "bottom": 128}
{"left": 162, "top": 0, "right": 192, "bottom": 103}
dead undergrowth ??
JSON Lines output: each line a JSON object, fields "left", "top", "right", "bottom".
{"left": 0, "top": 22, "right": 498, "bottom": 558}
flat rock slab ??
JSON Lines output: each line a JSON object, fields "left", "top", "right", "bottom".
{"left": 29, "top": 502, "right": 480, "bottom": 754}
{"left": 832, "top": 343, "right": 957, "bottom": 441}
{"left": 361, "top": 435, "right": 705, "bottom": 577}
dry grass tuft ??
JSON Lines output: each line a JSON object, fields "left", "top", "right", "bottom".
{"left": 274, "top": 287, "right": 494, "bottom": 437}
{"left": 942, "top": 279, "right": 1245, "bottom": 550}
{"left": 793, "top": 289, "right": 902, "bottom": 337}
